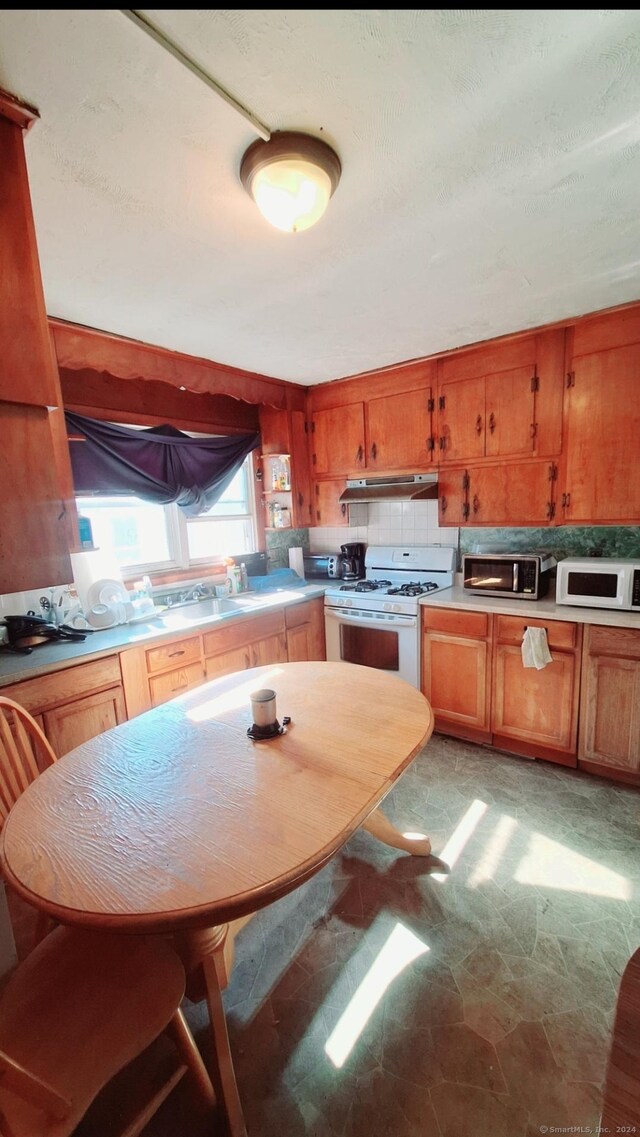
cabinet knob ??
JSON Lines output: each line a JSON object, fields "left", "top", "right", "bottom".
{"left": 341, "top": 503, "right": 347, "bottom": 516}
{"left": 356, "top": 445, "right": 363, "bottom": 463}
{"left": 488, "top": 412, "right": 496, "bottom": 434}
{"left": 475, "top": 415, "right": 482, "bottom": 435}
{"left": 370, "top": 442, "right": 377, "bottom": 461}
{"left": 440, "top": 495, "right": 447, "bottom": 513}
{"left": 473, "top": 494, "right": 480, "bottom": 514}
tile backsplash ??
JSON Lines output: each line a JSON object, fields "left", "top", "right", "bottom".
{"left": 309, "top": 500, "right": 459, "bottom": 556}
{"left": 265, "top": 528, "right": 311, "bottom": 569}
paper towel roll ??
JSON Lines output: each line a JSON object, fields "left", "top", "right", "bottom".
{"left": 288, "top": 547, "right": 305, "bottom": 579}
{"left": 70, "top": 548, "right": 124, "bottom": 612}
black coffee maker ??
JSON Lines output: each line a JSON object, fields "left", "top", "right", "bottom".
{"left": 340, "top": 543, "right": 366, "bottom": 581}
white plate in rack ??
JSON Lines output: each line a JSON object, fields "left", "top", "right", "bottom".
{"left": 86, "top": 579, "right": 128, "bottom": 610}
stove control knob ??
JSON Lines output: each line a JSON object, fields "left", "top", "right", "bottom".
{"left": 383, "top": 602, "right": 401, "bottom": 613}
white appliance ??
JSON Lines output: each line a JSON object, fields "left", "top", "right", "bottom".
{"left": 324, "top": 545, "right": 455, "bottom": 688}
{"left": 556, "top": 557, "right": 640, "bottom": 611}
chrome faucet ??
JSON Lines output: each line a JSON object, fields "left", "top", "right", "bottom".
{"left": 177, "top": 582, "right": 209, "bottom": 604}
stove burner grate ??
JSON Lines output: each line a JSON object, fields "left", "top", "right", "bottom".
{"left": 339, "top": 579, "right": 392, "bottom": 593}
{"left": 387, "top": 581, "right": 439, "bottom": 597}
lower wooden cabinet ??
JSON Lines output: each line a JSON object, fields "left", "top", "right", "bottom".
{"left": 2, "top": 655, "right": 126, "bottom": 757}
{"left": 285, "top": 599, "right": 326, "bottom": 662}
{"left": 422, "top": 609, "right": 492, "bottom": 739}
{"left": 579, "top": 625, "right": 640, "bottom": 784}
{"left": 422, "top": 607, "right": 582, "bottom": 767}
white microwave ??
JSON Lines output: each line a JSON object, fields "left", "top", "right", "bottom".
{"left": 556, "top": 557, "right": 640, "bottom": 611}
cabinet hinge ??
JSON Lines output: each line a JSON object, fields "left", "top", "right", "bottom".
{"left": 304, "top": 420, "right": 308, "bottom": 433}
{"left": 427, "top": 397, "right": 435, "bottom": 412}
{"left": 530, "top": 422, "right": 538, "bottom": 439}
{"left": 438, "top": 395, "right": 446, "bottom": 411}
{"left": 312, "top": 453, "right": 316, "bottom": 465}
{"left": 566, "top": 371, "right": 575, "bottom": 388}
{"left": 311, "top": 421, "right": 316, "bottom": 432}
{"left": 427, "top": 436, "right": 435, "bottom": 452}
{"left": 546, "top": 500, "right": 556, "bottom": 521}
{"left": 548, "top": 463, "right": 558, "bottom": 482}
{"left": 462, "top": 471, "right": 470, "bottom": 491}
{"left": 462, "top": 501, "right": 470, "bottom": 521}
{"left": 530, "top": 374, "right": 539, "bottom": 392}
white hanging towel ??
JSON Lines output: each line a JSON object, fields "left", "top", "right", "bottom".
{"left": 521, "top": 626, "right": 553, "bottom": 670}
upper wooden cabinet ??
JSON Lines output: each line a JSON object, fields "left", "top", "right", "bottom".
{"left": 308, "top": 362, "right": 436, "bottom": 478}
{"left": 0, "top": 110, "right": 60, "bottom": 409}
{"left": 259, "top": 405, "right": 313, "bottom": 528}
{"left": 436, "top": 329, "right": 564, "bottom": 464}
{"left": 311, "top": 403, "right": 365, "bottom": 476}
{"left": 560, "top": 310, "right": 640, "bottom": 524}
{"left": 438, "top": 460, "right": 557, "bottom": 526}
{"left": 365, "top": 387, "right": 435, "bottom": 470}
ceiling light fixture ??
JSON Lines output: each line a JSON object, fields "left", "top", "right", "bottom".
{"left": 240, "top": 131, "right": 341, "bottom": 234}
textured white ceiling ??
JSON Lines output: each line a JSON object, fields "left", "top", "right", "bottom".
{"left": 1, "top": 9, "right": 639, "bottom": 384}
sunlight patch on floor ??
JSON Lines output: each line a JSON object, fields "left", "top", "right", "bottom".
{"left": 431, "top": 798, "right": 489, "bottom": 882}
{"left": 324, "top": 921, "right": 429, "bottom": 1068}
{"left": 514, "top": 831, "right": 631, "bottom": 900}
{"left": 468, "top": 813, "right": 519, "bottom": 887}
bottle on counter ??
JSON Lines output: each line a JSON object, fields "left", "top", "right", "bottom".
{"left": 240, "top": 563, "right": 249, "bottom": 592}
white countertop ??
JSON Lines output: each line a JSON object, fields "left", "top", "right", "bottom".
{"left": 419, "top": 584, "right": 640, "bottom": 629}
{"left": 0, "top": 583, "right": 329, "bottom": 687}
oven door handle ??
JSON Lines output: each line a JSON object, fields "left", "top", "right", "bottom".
{"left": 324, "top": 607, "right": 418, "bottom": 629}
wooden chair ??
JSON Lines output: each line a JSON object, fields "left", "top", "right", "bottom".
{"left": 0, "top": 924, "right": 215, "bottom": 1136}
{"left": 0, "top": 696, "right": 59, "bottom": 955}
{"left": 0, "top": 696, "right": 57, "bottom": 824}
{"left": 601, "top": 946, "right": 640, "bottom": 1131}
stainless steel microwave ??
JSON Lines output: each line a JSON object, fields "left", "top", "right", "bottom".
{"left": 556, "top": 557, "right": 640, "bottom": 610}
{"left": 463, "top": 553, "right": 556, "bottom": 600}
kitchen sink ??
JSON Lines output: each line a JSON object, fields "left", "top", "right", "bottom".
{"left": 157, "top": 597, "right": 241, "bottom": 623}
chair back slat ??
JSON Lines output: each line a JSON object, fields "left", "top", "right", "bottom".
{"left": 0, "top": 699, "right": 57, "bottom": 830}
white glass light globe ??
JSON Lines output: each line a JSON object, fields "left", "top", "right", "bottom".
{"left": 251, "top": 158, "right": 333, "bottom": 233}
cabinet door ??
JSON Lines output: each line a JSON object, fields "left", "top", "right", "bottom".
{"left": 437, "top": 468, "right": 470, "bottom": 526}
{"left": 290, "top": 409, "right": 313, "bottom": 527}
{"left": 311, "top": 404, "right": 365, "bottom": 475}
{"left": 313, "top": 479, "right": 349, "bottom": 526}
{"left": 438, "top": 375, "right": 485, "bottom": 462}
{"left": 492, "top": 645, "right": 578, "bottom": 753}
{"left": 250, "top": 632, "right": 288, "bottom": 668}
{"left": 580, "top": 652, "right": 640, "bottom": 773}
{"left": 485, "top": 366, "right": 536, "bottom": 458}
{"left": 285, "top": 599, "right": 326, "bottom": 661}
{"left": 286, "top": 623, "right": 312, "bottom": 663}
{"left": 43, "top": 687, "right": 126, "bottom": 757}
{"left": 205, "top": 645, "right": 252, "bottom": 681}
{"left": 422, "top": 631, "right": 491, "bottom": 731}
{"left": 366, "top": 388, "right": 434, "bottom": 470}
{"left": 468, "top": 461, "right": 555, "bottom": 526}
{"left": 562, "top": 342, "right": 640, "bottom": 522}
{"left": 0, "top": 403, "right": 72, "bottom": 594}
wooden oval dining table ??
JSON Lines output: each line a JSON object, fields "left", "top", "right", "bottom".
{"left": 1, "top": 660, "right": 434, "bottom": 1137}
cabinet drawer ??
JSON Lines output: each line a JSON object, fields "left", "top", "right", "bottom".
{"left": 146, "top": 636, "right": 201, "bottom": 674}
{"left": 495, "top": 615, "right": 577, "bottom": 651}
{"left": 2, "top": 656, "right": 122, "bottom": 715}
{"left": 203, "top": 611, "right": 285, "bottom": 657}
{"left": 149, "top": 663, "right": 204, "bottom": 707}
{"left": 422, "top": 608, "right": 490, "bottom": 639}
{"left": 586, "top": 625, "right": 640, "bottom": 660}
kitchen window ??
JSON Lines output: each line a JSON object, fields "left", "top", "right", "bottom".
{"left": 76, "top": 456, "right": 258, "bottom": 576}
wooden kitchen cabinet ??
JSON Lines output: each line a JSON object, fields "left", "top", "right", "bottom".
{"left": 314, "top": 478, "right": 349, "bottom": 526}
{"left": 560, "top": 311, "right": 640, "bottom": 523}
{"left": 259, "top": 405, "right": 313, "bottom": 527}
{"left": 438, "top": 461, "right": 557, "bottom": 526}
{"left": 437, "top": 329, "right": 564, "bottom": 464}
{"left": 578, "top": 625, "right": 640, "bottom": 785}
{"left": 203, "top": 611, "right": 287, "bottom": 679}
{"left": 365, "top": 387, "right": 435, "bottom": 471}
{"left": 311, "top": 403, "right": 365, "bottom": 476}
{"left": 422, "top": 608, "right": 493, "bottom": 740}
{"left": 491, "top": 615, "right": 582, "bottom": 766}
{"left": 285, "top": 599, "right": 326, "bottom": 662}
{"left": 2, "top": 655, "right": 126, "bottom": 757}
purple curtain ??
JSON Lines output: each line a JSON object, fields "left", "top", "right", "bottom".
{"left": 65, "top": 412, "right": 259, "bottom": 517}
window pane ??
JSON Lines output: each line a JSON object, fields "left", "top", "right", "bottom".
{"left": 198, "top": 466, "right": 249, "bottom": 518}
{"left": 76, "top": 496, "right": 171, "bottom": 568}
{"left": 187, "top": 519, "right": 252, "bottom": 561}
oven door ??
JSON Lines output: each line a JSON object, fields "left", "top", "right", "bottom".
{"left": 324, "top": 605, "right": 419, "bottom": 687}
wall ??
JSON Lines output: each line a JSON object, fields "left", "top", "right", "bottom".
{"left": 265, "top": 527, "right": 310, "bottom": 569}
{"left": 309, "top": 500, "right": 459, "bottom": 555}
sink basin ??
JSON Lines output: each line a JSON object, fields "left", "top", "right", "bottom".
{"left": 158, "top": 597, "right": 240, "bottom": 623}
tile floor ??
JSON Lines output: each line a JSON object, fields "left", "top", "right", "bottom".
{"left": 145, "top": 737, "right": 640, "bottom": 1135}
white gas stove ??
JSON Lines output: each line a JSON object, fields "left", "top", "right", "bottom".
{"left": 324, "top": 546, "right": 455, "bottom": 687}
